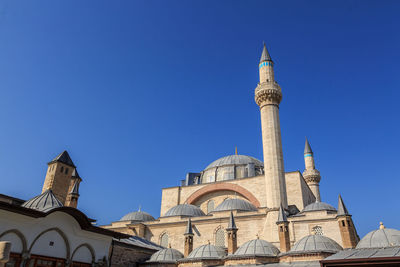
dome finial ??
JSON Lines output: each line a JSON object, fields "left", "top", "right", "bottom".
{"left": 256, "top": 233, "right": 259, "bottom": 239}
{"left": 235, "top": 146, "right": 238, "bottom": 155}
{"left": 138, "top": 205, "right": 141, "bottom": 212}
{"left": 168, "top": 243, "right": 172, "bottom": 248}
{"left": 380, "top": 222, "right": 385, "bottom": 229}
{"left": 207, "top": 240, "right": 211, "bottom": 244}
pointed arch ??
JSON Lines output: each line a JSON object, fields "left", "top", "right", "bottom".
{"left": 185, "top": 183, "right": 261, "bottom": 207}
{"left": 214, "top": 226, "right": 225, "bottom": 247}
{"left": 159, "top": 231, "right": 169, "bottom": 248}
{"left": 71, "top": 243, "right": 96, "bottom": 263}
{"left": 28, "top": 227, "right": 70, "bottom": 259}
{"left": 0, "top": 229, "right": 27, "bottom": 253}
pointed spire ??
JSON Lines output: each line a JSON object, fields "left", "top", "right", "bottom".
{"left": 337, "top": 195, "right": 350, "bottom": 216}
{"left": 69, "top": 180, "right": 79, "bottom": 196}
{"left": 227, "top": 211, "right": 237, "bottom": 230}
{"left": 277, "top": 204, "right": 288, "bottom": 224}
{"left": 304, "top": 138, "right": 313, "bottom": 154}
{"left": 260, "top": 43, "right": 272, "bottom": 63}
{"left": 49, "top": 150, "right": 76, "bottom": 167}
{"left": 379, "top": 222, "right": 385, "bottom": 229}
{"left": 184, "top": 218, "right": 194, "bottom": 235}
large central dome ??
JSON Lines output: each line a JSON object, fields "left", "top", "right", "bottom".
{"left": 201, "top": 155, "right": 264, "bottom": 183}
{"left": 205, "top": 155, "right": 263, "bottom": 170}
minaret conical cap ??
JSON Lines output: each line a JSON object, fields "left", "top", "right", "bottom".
{"left": 260, "top": 43, "right": 272, "bottom": 63}
{"left": 337, "top": 194, "right": 350, "bottom": 216}
{"left": 304, "top": 138, "right": 313, "bottom": 154}
{"left": 227, "top": 211, "right": 238, "bottom": 230}
{"left": 276, "top": 204, "right": 288, "bottom": 224}
{"left": 184, "top": 218, "right": 194, "bottom": 235}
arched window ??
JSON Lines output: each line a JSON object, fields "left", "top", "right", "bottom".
{"left": 312, "top": 226, "right": 323, "bottom": 236}
{"left": 215, "top": 228, "right": 225, "bottom": 247}
{"left": 160, "top": 233, "right": 169, "bottom": 247}
{"left": 207, "top": 200, "right": 215, "bottom": 213}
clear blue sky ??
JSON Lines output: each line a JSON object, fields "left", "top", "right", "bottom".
{"left": 0, "top": 1, "right": 399, "bottom": 237}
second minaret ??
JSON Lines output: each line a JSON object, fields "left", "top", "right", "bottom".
{"left": 255, "top": 44, "right": 287, "bottom": 209}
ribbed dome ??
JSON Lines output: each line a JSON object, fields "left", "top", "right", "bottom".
{"left": 357, "top": 225, "right": 400, "bottom": 249}
{"left": 213, "top": 198, "right": 257, "bottom": 212}
{"left": 147, "top": 248, "right": 183, "bottom": 263}
{"left": 120, "top": 211, "right": 155, "bottom": 222}
{"left": 302, "top": 201, "right": 336, "bottom": 212}
{"left": 205, "top": 155, "right": 263, "bottom": 170}
{"left": 234, "top": 239, "right": 280, "bottom": 257}
{"left": 187, "top": 244, "right": 226, "bottom": 259}
{"left": 21, "top": 190, "right": 63, "bottom": 212}
{"left": 290, "top": 235, "right": 342, "bottom": 254}
{"left": 164, "top": 204, "right": 205, "bottom": 217}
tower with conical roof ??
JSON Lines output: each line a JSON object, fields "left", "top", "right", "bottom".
{"left": 276, "top": 204, "right": 290, "bottom": 252}
{"left": 336, "top": 195, "right": 359, "bottom": 248}
{"left": 255, "top": 43, "right": 288, "bottom": 209}
{"left": 184, "top": 218, "right": 194, "bottom": 257}
{"left": 226, "top": 211, "right": 238, "bottom": 254}
{"left": 302, "top": 138, "right": 321, "bottom": 202}
{"left": 42, "top": 150, "right": 80, "bottom": 205}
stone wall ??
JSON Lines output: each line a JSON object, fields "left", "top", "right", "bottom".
{"left": 111, "top": 241, "right": 157, "bottom": 267}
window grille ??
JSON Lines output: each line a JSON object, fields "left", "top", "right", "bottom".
{"left": 312, "top": 226, "right": 323, "bottom": 235}
{"left": 215, "top": 228, "right": 225, "bottom": 247}
{"left": 160, "top": 233, "right": 169, "bottom": 247}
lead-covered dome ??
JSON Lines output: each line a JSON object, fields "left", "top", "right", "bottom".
{"left": 289, "top": 235, "right": 342, "bottom": 254}
{"left": 21, "top": 189, "right": 63, "bottom": 212}
{"left": 356, "top": 224, "right": 400, "bottom": 249}
{"left": 120, "top": 211, "right": 155, "bottom": 222}
{"left": 205, "top": 155, "right": 263, "bottom": 170}
{"left": 234, "top": 239, "right": 280, "bottom": 257}
{"left": 147, "top": 248, "right": 183, "bottom": 263}
{"left": 213, "top": 198, "right": 257, "bottom": 212}
{"left": 302, "top": 201, "right": 336, "bottom": 213}
{"left": 164, "top": 204, "right": 205, "bottom": 217}
{"left": 187, "top": 244, "right": 226, "bottom": 259}
{"left": 201, "top": 155, "right": 264, "bottom": 182}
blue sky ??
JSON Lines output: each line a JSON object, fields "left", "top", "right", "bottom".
{"left": 0, "top": 1, "right": 399, "bottom": 237}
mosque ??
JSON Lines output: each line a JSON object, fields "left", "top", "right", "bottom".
{"left": 1, "top": 44, "right": 400, "bottom": 267}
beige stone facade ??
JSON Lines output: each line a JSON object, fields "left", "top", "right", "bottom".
{"left": 101, "top": 44, "right": 359, "bottom": 266}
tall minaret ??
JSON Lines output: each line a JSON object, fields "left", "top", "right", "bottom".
{"left": 255, "top": 43, "right": 287, "bottom": 209}
{"left": 302, "top": 138, "right": 321, "bottom": 201}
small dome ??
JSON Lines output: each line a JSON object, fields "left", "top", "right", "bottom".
{"left": 302, "top": 201, "right": 336, "bottom": 213}
{"left": 120, "top": 211, "right": 155, "bottom": 222}
{"left": 289, "top": 235, "right": 342, "bottom": 254}
{"left": 356, "top": 224, "right": 400, "bottom": 249}
{"left": 21, "top": 190, "right": 63, "bottom": 212}
{"left": 164, "top": 204, "right": 205, "bottom": 217}
{"left": 205, "top": 155, "right": 263, "bottom": 170}
{"left": 147, "top": 248, "right": 183, "bottom": 263}
{"left": 234, "top": 239, "right": 280, "bottom": 257}
{"left": 187, "top": 244, "right": 226, "bottom": 259}
{"left": 213, "top": 198, "right": 257, "bottom": 212}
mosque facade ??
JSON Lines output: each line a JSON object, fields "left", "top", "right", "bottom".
{"left": 102, "top": 45, "right": 361, "bottom": 265}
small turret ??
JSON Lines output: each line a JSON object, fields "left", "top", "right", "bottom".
{"left": 42, "top": 151, "right": 77, "bottom": 204}
{"left": 65, "top": 180, "right": 80, "bottom": 208}
{"left": 276, "top": 204, "right": 290, "bottom": 252}
{"left": 226, "top": 211, "right": 238, "bottom": 254}
{"left": 184, "top": 218, "right": 194, "bottom": 257}
{"left": 336, "top": 195, "right": 359, "bottom": 248}
{"left": 302, "top": 138, "right": 321, "bottom": 202}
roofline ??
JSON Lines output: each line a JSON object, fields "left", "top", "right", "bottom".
{"left": 321, "top": 256, "right": 400, "bottom": 265}
{"left": 0, "top": 202, "right": 129, "bottom": 239}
